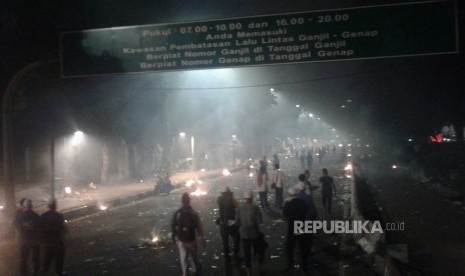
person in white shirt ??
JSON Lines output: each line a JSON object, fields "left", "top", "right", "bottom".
{"left": 271, "top": 164, "right": 285, "bottom": 208}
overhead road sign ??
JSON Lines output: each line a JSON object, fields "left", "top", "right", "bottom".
{"left": 60, "top": 1, "right": 458, "bottom": 77}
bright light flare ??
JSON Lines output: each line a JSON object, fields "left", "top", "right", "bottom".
{"left": 249, "top": 172, "right": 254, "bottom": 178}
{"left": 98, "top": 203, "right": 108, "bottom": 211}
{"left": 64, "top": 187, "right": 72, "bottom": 194}
{"left": 152, "top": 236, "right": 159, "bottom": 243}
{"left": 344, "top": 163, "right": 353, "bottom": 171}
{"left": 190, "top": 188, "right": 207, "bottom": 196}
{"left": 222, "top": 169, "right": 231, "bottom": 176}
{"left": 0, "top": 205, "right": 4, "bottom": 210}
{"left": 347, "top": 154, "right": 352, "bottom": 157}
{"left": 392, "top": 165, "right": 397, "bottom": 169}
{"left": 71, "top": 131, "right": 84, "bottom": 146}
{"left": 185, "top": 179, "right": 196, "bottom": 187}
{"left": 200, "top": 168, "right": 206, "bottom": 172}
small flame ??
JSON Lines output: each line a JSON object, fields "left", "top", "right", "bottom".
{"left": 98, "top": 203, "right": 108, "bottom": 211}
{"left": 190, "top": 188, "right": 207, "bottom": 196}
{"left": 222, "top": 169, "right": 231, "bottom": 176}
{"left": 185, "top": 179, "right": 195, "bottom": 187}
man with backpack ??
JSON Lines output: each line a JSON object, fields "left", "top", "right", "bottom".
{"left": 171, "top": 192, "right": 206, "bottom": 276}
{"left": 217, "top": 186, "right": 240, "bottom": 264}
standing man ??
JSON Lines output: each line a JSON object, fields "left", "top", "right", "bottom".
{"left": 319, "top": 168, "right": 336, "bottom": 215}
{"left": 217, "top": 187, "right": 240, "bottom": 263}
{"left": 236, "top": 191, "right": 264, "bottom": 275}
{"left": 14, "top": 199, "right": 41, "bottom": 276}
{"left": 171, "top": 192, "right": 206, "bottom": 276}
{"left": 283, "top": 188, "right": 311, "bottom": 273}
{"left": 272, "top": 164, "right": 285, "bottom": 208}
{"left": 255, "top": 167, "right": 269, "bottom": 208}
{"left": 41, "top": 200, "right": 67, "bottom": 276}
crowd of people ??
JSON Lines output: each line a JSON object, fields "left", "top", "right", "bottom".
{"left": 13, "top": 198, "right": 67, "bottom": 276}
{"left": 170, "top": 154, "right": 336, "bottom": 275}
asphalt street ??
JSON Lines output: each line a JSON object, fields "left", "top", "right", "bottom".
{"left": 2, "top": 153, "right": 375, "bottom": 276}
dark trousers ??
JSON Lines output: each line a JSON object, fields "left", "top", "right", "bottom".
{"left": 275, "top": 187, "right": 283, "bottom": 208}
{"left": 242, "top": 238, "right": 264, "bottom": 268}
{"left": 220, "top": 225, "right": 240, "bottom": 260}
{"left": 322, "top": 193, "right": 333, "bottom": 215}
{"left": 258, "top": 191, "right": 268, "bottom": 208}
{"left": 285, "top": 234, "right": 312, "bottom": 270}
{"left": 42, "top": 241, "right": 65, "bottom": 275}
{"left": 20, "top": 240, "right": 40, "bottom": 275}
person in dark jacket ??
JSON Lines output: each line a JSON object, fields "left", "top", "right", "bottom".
{"left": 319, "top": 168, "right": 336, "bottom": 215}
{"left": 171, "top": 192, "right": 206, "bottom": 276}
{"left": 283, "top": 188, "right": 312, "bottom": 273}
{"left": 41, "top": 200, "right": 67, "bottom": 276}
{"left": 14, "top": 199, "right": 41, "bottom": 276}
{"left": 217, "top": 186, "right": 240, "bottom": 263}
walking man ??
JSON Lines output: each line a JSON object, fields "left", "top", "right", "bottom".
{"left": 41, "top": 200, "right": 67, "bottom": 276}
{"left": 255, "top": 167, "right": 269, "bottom": 208}
{"left": 171, "top": 192, "right": 206, "bottom": 276}
{"left": 272, "top": 164, "right": 285, "bottom": 208}
{"left": 236, "top": 191, "right": 264, "bottom": 275}
{"left": 283, "top": 188, "right": 311, "bottom": 273}
{"left": 14, "top": 199, "right": 41, "bottom": 276}
{"left": 217, "top": 187, "right": 240, "bottom": 263}
{"left": 319, "top": 168, "right": 336, "bottom": 215}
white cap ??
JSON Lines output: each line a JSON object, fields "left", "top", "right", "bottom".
{"left": 243, "top": 191, "right": 253, "bottom": 199}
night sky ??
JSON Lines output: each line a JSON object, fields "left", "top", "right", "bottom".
{"left": 1, "top": 0, "right": 464, "bottom": 146}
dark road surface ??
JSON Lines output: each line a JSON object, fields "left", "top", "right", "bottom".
{"left": 63, "top": 156, "right": 353, "bottom": 276}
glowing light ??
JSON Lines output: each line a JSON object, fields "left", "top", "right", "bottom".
{"left": 344, "top": 163, "right": 353, "bottom": 171}
{"left": 347, "top": 154, "right": 352, "bottom": 157}
{"left": 346, "top": 175, "right": 352, "bottom": 178}
{"left": 190, "top": 188, "right": 207, "bottom": 196}
{"left": 222, "top": 169, "right": 231, "bottom": 176}
{"left": 366, "top": 144, "right": 370, "bottom": 147}
{"left": 296, "top": 105, "right": 300, "bottom": 108}
{"left": 309, "top": 113, "right": 314, "bottom": 118}
{"left": 185, "top": 179, "right": 196, "bottom": 187}
{"left": 140, "top": 179, "right": 144, "bottom": 183}
{"left": 71, "top": 131, "right": 84, "bottom": 146}
{"left": 339, "top": 144, "right": 343, "bottom": 147}
{"left": 392, "top": 165, "right": 397, "bottom": 169}
{"left": 200, "top": 168, "right": 206, "bottom": 172}
{"left": 98, "top": 203, "right": 108, "bottom": 211}
{"left": 341, "top": 105, "right": 346, "bottom": 108}
{"left": 152, "top": 236, "right": 159, "bottom": 243}
{"left": 249, "top": 172, "right": 254, "bottom": 178}
{"left": 179, "top": 132, "right": 186, "bottom": 137}
{"left": 64, "top": 187, "right": 72, "bottom": 194}
{"left": 270, "top": 88, "right": 274, "bottom": 92}
{"left": 0, "top": 205, "right": 4, "bottom": 210}
{"left": 408, "top": 138, "right": 413, "bottom": 142}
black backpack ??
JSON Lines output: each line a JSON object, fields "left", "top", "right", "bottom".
{"left": 174, "top": 209, "right": 197, "bottom": 242}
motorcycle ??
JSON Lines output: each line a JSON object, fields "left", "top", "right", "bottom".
{"left": 153, "top": 175, "right": 173, "bottom": 195}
